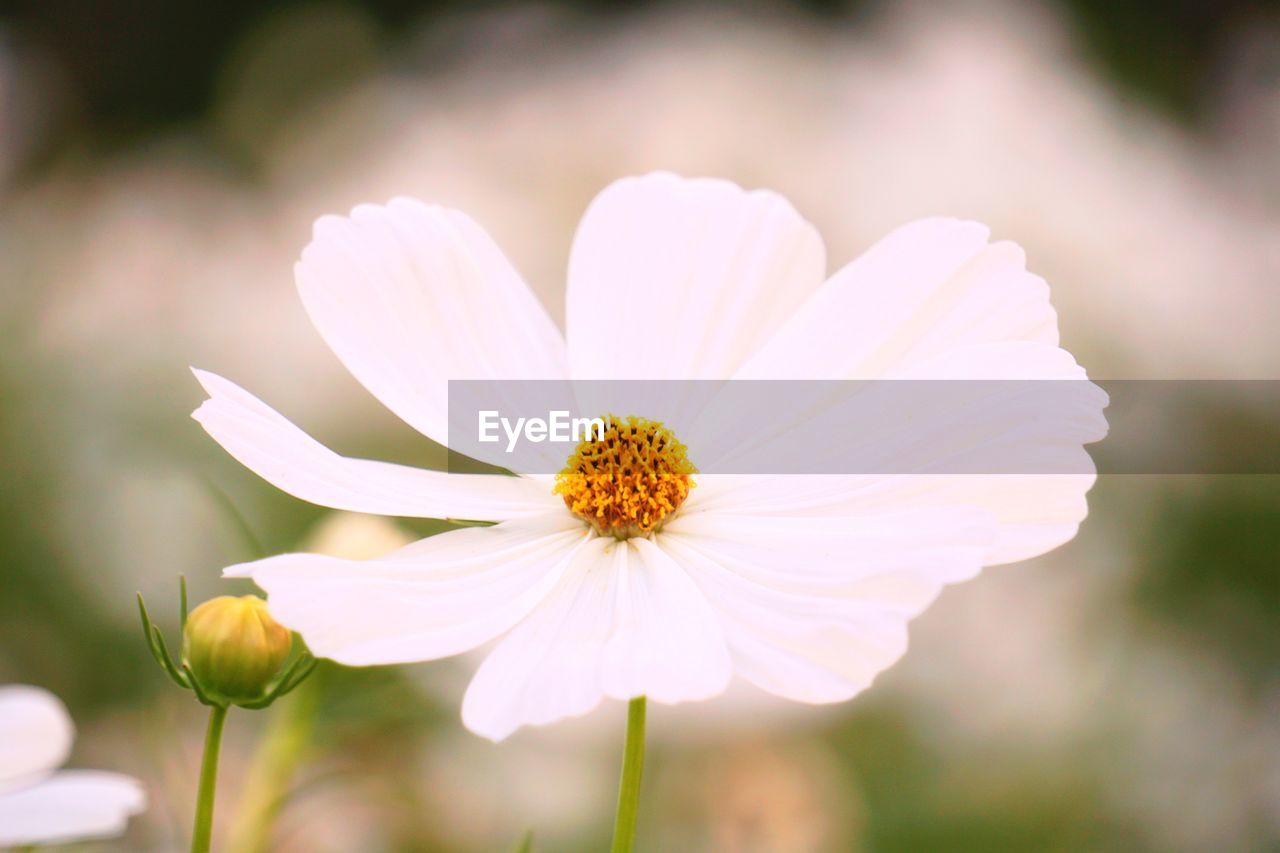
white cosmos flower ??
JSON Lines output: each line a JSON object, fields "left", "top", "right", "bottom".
{"left": 194, "top": 172, "right": 1103, "bottom": 741}
{"left": 0, "top": 685, "right": 146, "bottom": 846}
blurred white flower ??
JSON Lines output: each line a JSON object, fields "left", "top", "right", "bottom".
{"left": 0, "top": 685, "right": 146, "bottom": 846}
{"left": 194, "top": 172, "right": 1102, "bottom": 741}
{"left": 302, "top": 511, "right": 416, "bottom": 560}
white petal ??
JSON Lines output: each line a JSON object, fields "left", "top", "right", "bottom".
{"left": 601, "top": 538, "right": 731, "bottom": 705}
{"left": 460, "top": 538, "right": 614, "bottom": 741}
{"left": 688, "top": 472, "right": 1095, "bottom": 567}
{"left": 233, "top": 514, "right": 589, "bottom": 665}
{"left": 297, "top": 198, "right": 567, "bottom": 445}
{"left": 192, "top": 369, "right": 559, "bottom": 521}
{"left": 658, "top": 508, "right": 992, "bottom": 703}
{"left": 461, "top": 537, "right": 732, "bottom": 741}
{"left": 711, "top": 219, "right": 1102, "bottom": 565}
{"left": 737, "top": 219, "right": 1061, "bottom": 379}
{"left": 887, "top": 340, "right": 1088, "bottom": 381}
{"left": 0, "top": 770, "right": 146, "bottom": 846}
{"left": 870, "top": 475, "right": 1097, "bottom": 566}
{"left": 565, "top": 172, "right": 826, "bottom": 378}
{"left": 686, "top": 325, "right": 1105, "bottom": 563}
{"left": 0, "top": 685, "right": 72, "bottom": 790}
{"left": 664, "top": 509, "right": 994, "bottom": 590}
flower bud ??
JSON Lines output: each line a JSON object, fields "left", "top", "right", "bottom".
{"left": 182, "top": 596, "right": 291, "bottom": 705}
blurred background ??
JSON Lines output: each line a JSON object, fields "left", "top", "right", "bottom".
{"left": 1, "top": 0, "right": 1279, "bottom": 849}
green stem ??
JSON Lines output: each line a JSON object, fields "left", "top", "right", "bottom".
{"left": 609, "top": 696, "right": 647, "bottom": 853}
{"left": 192, "top": 704, "right": 228, "bottom": 853}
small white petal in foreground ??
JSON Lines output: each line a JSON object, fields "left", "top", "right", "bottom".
{"left": 198, "top": 172, "right": 1105, "bottom": 740}
{"left": 0, "top": 686, "right": 146, "bottom": 846}
{"left": 0, "top": 684, "right": 72, "bottom": 790}
{"left": 0, "top": 771, "right": 147, "bottom": 847}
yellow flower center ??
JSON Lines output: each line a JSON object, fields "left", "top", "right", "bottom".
{"left": 554, "top": 415, "right": 696, "bottom": 539}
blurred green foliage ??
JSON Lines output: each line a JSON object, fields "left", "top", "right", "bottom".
{"left": 0, "top": 340, "right": 148, "bottom": 709}
{"left": 1134, "top": 477, "right": 1280, "bottom": 685}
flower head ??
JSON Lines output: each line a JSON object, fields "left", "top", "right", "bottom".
{"left": 0, "top": 685, "right": 146, "bottom": 846}
{"left": 194, "top": 173, "right": 1105, "bottom": 740}
{"left": 554, "top": 415, "right": 696, "bottom": 537}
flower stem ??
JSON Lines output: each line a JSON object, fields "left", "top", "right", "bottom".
{"left": 609, "top": 696, "right": 647, "bottom": 853}
{"left": 192, "top": 704, "right": 228, "bottom": 853}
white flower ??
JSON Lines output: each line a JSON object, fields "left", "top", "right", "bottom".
{"left": 0, "top": 685, "right": 146, "bottom": 846}
{"left": 194, "top": 172, "right": 1103, "bottom": 741}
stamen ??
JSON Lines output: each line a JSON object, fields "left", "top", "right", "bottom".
{"left": 554, "top": 415, "right": 696, "bottom": 538}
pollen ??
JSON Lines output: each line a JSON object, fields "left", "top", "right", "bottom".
{"left": 554, "top": 415, "right": 696, "bottom": 538}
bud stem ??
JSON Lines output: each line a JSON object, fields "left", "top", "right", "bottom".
{"left": 192, "top": 704, "right": 228, "bottom": 853}
{"left": 609, "top": 696, "right": 647, "bottom": 853}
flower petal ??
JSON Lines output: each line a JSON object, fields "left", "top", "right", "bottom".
{"left": 231, "top": 513, "right": 589, "bottom": 665}
{"left": 297, "top": 199, "right": 568, "bottom": 444}
{"left": 719, "top": 219, "right": 1105, "bottom": 565}
{"left": 687, "top": 471, "right": 1096, "bottom": 567}
{"left": 565, "top": 172, "right": 826, "bottom": 378}
{"left": 0, "top": 770, "right": 146, "bottom": 846}
{"left": 0, "top": 686, "right": 72, "bottom": 790}
{"left": 460, "top": 538, "right": 614, "bottom": 741}
{"left": 461, "top": 536, "right": 732, "bottom": 741}
{"left": 658, "top": 508, "right": 993, "bottom": 703}
{"left": 663, "top": 509, "right": 995, "bottom": 590}
{"left": 192, "top": 369, "right": 559, "bottom": 521}
{"left": 737, "top": 219, "right": 1061, "bottom": 379}
{"left": 601, "top": 538, "right": 731, "bottom": 705}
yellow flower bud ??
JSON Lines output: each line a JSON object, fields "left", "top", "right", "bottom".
{"left": 182, "top": 596, "right": 291, "bottom": 705}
